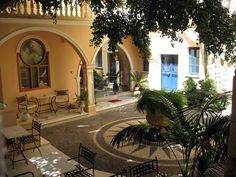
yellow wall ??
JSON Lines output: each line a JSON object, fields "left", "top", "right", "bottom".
{"left": 0, "top": 20, "right": 142, "bottom": 127}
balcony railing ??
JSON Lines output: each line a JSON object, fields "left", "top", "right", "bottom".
{"left": 0, "top": 0, "right": 94, "bottom": 19}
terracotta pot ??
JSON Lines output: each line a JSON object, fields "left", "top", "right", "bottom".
{"left": 146, "top": 112, "right": 170, "bottom": 128}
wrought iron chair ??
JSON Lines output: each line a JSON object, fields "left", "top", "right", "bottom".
{"left": 64, "top": 143, "right": 97, "bottom": 177}
{"left": 17, "top": 119, "right": 42, "bottom": 155}
{"left": 129, "top": 157, "right": 160, "bottom": 177}
{"left": 16, "top": 95, "right": 38, "bottom": 116}
{"left": 110, "top": 169, "right": 127, "bottom": 177}
{"left": 52, "top": 89, "right": 70, "bottom": 112}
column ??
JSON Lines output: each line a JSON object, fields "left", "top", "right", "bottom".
{"left": 115, "top": 54, "right": 120, "bottom": 86}
{"left": 225, "top": 69, "right": 236, "bottom": 177}
{"left": 82, "top": 64, "right": 96, "bottom": 113}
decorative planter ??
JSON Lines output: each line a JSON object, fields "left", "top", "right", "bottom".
{"left": 20, "top": 112, "right": 30, "bottom": 121}
{"left": 146, "top": 112, "right": 171, "bottom": 134}
{"left": 79, "top": 104, "right": 85, "bottom": 114}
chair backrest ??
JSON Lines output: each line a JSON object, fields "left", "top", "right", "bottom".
{"left": 78, "top": 143, "right": 96, "bottom": 166}
{"left": 55, "top": 89, "right": 68, "bottom": 96}
{"left": 16, "top": 95, "right": 27, "bottom": 104}
{"left": 32, "top": 119, "right": 41, "bottom": 135}
{"left": 129, "top": 157, "right": 159, "bottom": 177}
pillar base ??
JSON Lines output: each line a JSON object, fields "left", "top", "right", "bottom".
{"left": 85, "top": 104, "right": 96, "bottom": 114}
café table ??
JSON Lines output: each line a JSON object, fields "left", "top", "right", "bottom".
{"left": 29, "top": 151, "right": 76, "bottom": 177}
{"left": 2, "top": 125, "right": 31, "bottom": 168}
{"left": 33, "top": 94, "right": 56, "bottom": 115}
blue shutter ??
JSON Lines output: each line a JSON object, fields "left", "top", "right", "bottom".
{"left": 189, "top": 48, "right": 199, "bottom": 75}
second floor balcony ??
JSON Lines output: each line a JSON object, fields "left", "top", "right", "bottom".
{"left": 0, "top": 0, "right": 94, "bottom": 21}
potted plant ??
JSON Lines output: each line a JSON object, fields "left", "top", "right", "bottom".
{"left": 130, "top": 71, "right": 147, "bottom": 93}
{"left": 75, "top": 89, "right": 88, "bottom": 113}
{"left": 136, "top": 89, "right": 186, "bottom": 133}
{"left": 111, "top": 92, "right": 230, "bottom": 177}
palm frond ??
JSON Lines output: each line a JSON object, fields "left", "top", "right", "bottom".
{"left": 111, "top": 123, "right": 165, "bottom": 148}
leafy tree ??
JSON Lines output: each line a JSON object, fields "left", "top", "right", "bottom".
{"left": 1, "top": 0, "right": 236, "bottom": 60}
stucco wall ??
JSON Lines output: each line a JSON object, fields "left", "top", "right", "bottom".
{"left": 148, "top": 32, "right": 205, "bottom": 90}
{"left": 0, "top": 19, "right": 142, "bottom": 127}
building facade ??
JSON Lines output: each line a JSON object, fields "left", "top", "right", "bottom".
{"left": 0, "top": 0, "right": 209, "bottom": 128}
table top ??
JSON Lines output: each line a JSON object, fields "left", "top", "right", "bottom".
{"left": 29, "top": 152, "right": 76, "bottom": 177}
{"left": 2, "top": 125, "right": 30, "bottom": 139}
{"left": 33, "top": 94, "right": 55, "bottom": 100}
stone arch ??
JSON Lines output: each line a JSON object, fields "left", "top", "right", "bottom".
{"left": 0, "top": 26, "right": 89, "bottom": 65}
{"left": 91, "top": 40, "right": 133, "bottom": 98}
{"left": 91, "top": 39, "right": 134, "bottom": 71}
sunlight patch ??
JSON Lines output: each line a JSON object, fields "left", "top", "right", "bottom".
{"left": 88, "top": 129, "right": 101, "bottom": 133}
{"left": 76, "top": 124, "right": 89, "bottom": 128}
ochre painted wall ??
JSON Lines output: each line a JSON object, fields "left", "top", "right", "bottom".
{"left": 0, "top": 20, "right": 142, "bottom": 127}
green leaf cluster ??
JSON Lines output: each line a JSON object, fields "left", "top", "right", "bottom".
{"left": 2, "top": 1, "right": 236, "bottom": 60}
{"left": 94, "top": 70, "right": 108, "bottom": 90}
{"left": 130, "top": 71, "right": 147, "bottom": 91}
{"left": 136, "top": 89, "right": 186, "bottom": 119}
{"left": 183, "top": 77, "right": 218, "bottom": 107}
{"left": 88, "top": 0, "right": 236, "bottom": 61}
{"left": 111, "top": 92, "right": 231, "bottom": 177}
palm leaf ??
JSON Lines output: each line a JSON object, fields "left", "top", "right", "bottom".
{"left": 111, "top": 123, "right": 165, "bottom": 148}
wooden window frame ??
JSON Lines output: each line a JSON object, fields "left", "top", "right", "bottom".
{"left": 189, "top": 47, "right": 200, "bottom": 76}
{"left": 17, "top": 39, "right": 51, "bottom": 92}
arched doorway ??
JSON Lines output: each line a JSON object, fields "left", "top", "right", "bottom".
{"left": 93, "top": 44, "right": 131, "bottom": 99}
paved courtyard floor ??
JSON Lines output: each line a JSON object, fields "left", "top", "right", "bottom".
{"left": 5, "top": 92, "right": 181, "bottom": 176}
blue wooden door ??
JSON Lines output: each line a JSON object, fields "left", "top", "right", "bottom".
{"left": 161, "top": 55, "right": 178, "bottom": 90}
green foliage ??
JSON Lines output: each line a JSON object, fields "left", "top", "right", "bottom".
{"left": 136, "top": 89, "right": 186, "bottom": 119}
{"left": 111, "top": 92, "right": 231, "bottom": 177}
{"left": 183, "top": 77, "right": 218, "bottom": 106}
{"left": 93, "top": 70, "right": 108, "bottom": 90}
{"left": 75, "top": 89, "right": 88, "bottom": 106}
{"left": 88, "top": 0, "right": 236, "bottom": 60}
{"left": 130, "top": 71, "right": 147, "bottom": 91}
{"left": 2, "top": 1, "right": 236, "bottom": 60}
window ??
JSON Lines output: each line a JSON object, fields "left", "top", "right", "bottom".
{"left": 95, "top": 50, "right": 102, "bottom": 68}
{"left": 143, "top": 58, "right": 149, "bottom": 72}
{"left": 189, "top": 47, "right": 199, "bottom": 75}
{"left": 18, "top": 39, "right": 50, "bottom": 91}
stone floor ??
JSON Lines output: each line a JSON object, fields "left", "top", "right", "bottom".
{"left": 5, "top": 92, "right": 138, "bottom": 177}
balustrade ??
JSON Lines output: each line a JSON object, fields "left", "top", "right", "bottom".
{"left": 0, "top": 0, "right": 94, "bottom": 19}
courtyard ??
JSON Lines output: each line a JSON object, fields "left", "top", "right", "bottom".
{"left": 5, "top": 96, "right": 183, "bottom": 177}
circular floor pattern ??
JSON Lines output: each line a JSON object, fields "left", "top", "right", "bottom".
{"left": 94, "top": 116, "right": 186, "bottom": 167}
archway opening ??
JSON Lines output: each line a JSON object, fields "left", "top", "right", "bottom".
{"left": 94, "top": 44, "right": 131, "bottom": 99}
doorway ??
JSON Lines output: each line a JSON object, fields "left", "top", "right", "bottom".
{"left": 161, "top": 55, "right": 178, "bottom": 90}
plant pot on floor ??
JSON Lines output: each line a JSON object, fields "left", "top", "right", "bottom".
{"left": 20, "top": 112, "right": 31, "bottom": 121}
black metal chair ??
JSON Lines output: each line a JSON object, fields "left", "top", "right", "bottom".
{"left": 64, "top": 143, "right": 96, "bottom": 177}
{"left": 52, "top": 89, "right": 70, "bottom": 112}
{"left": 16, "top": 95, "right": 38, "bottom": 116}
{"left": 129, "top": 157, "right": 159, "bottom": 177}
{"left": 110, "top": 169, "right": 127, "bottom": 177}
{"left": 17, "top": 119, "right": 42, "bottom": 155}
